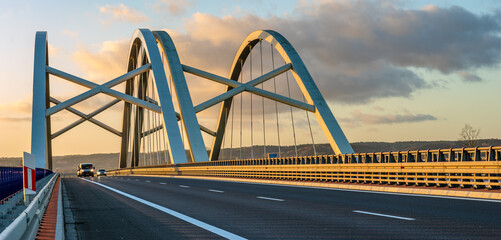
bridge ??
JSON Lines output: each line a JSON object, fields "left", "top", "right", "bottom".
{"left": 1, "top": 28, "right": 500, "bottom": 239}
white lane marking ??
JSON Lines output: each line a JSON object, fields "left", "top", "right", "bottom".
{"left": 353, "top": 210, "right": 415, "bottom": 221}
{"left": 135, "top": 179, "right": 139, "bottom": 181}
{"left": 82, "top": 178, "right": 246, "bottom": 240}
{"left": 179, "top": 185, "right": 190, "bottom": 188}
{"left": 176, "top": 177, "right": 501, "bottom": 203}
{"left": 208, "top": 189, "right": 224, "bottom": 193}
{"left": 257, "top": 196, "right": 284, "bottom": 202}
{"left": 145, "top": 180, "right": 151, "bottom": 183}
{"left": 160, "top": 182, "right": 167, "bottom": 185}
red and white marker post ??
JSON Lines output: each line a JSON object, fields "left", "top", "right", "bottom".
{"left": 23, "top": 152, "right": 36, "bottom": 204}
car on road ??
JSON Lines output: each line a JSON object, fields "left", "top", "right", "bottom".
{"left": 77, "top": 163, "right": 94, "bottom": 177}
{"left": 96, "top": 169, "right": 106, "bottom": 176}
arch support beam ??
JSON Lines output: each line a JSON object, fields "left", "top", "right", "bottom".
{"left": 31, "top": 31, "right": 52, "bottom": 169}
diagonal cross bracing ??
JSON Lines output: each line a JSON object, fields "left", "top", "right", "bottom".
{"left": 45, "top": 64, "right": 159, "bottom": 116}
{"left": 183, "top": 63, "right": 315, "bottom": 113}
{"left": 50, "top": 97, "right": 121, "bottom": 139}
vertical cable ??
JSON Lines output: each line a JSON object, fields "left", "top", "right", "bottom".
{"left": 271, "top": 44, "right": 281, "bottom": 158}
{"left": 260, "top": 40, "right": 266, "bottom": 158}
{"left": 302, "top": 94, "right": 317, "bottom": 156}
{"left": 230, "top": 94, "right": 235, "bottom": 160}
{"left": 239, "top": 59, "right": 243, "bottom": 160}
{"left": 249, "top": 45, "right": 254, "bottom": 159}
{"left": 153, "top": 76, "right": 161, "bottom": 165}
{"left": 222, "top": 106, "right": 227, "bottom": 159}
{"left": 147, "top": 76, "right": 153, "bottom": 166}
{"left": 285, "top": 66, "right": 298, "bottom": 157}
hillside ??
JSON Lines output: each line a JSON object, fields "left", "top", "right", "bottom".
{"left": 1, "top": 139, "right": 499, "bottom": 173}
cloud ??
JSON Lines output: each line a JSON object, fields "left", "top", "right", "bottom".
{"left": 339, "top": 110, "right": 438, "bottom": 127}
{"left": 71, "top": 0, "right": 500, "bottom": 120}
{"left": 163, "top": 1, "right": 500, "bottom": 104}
{"left": 155, "top": 0, "right": 193, "bottom": 16}
{"left": 456, "top": 71, "right": 483, "bottom": 82}
{"left": 73, "top": 39, "right": 130, "bottom": 82}
{"left": 0, "top": 116, "right": 31, "bottom": 122}
{"left": 99, "top": 4, "right": 149, "bottom": 24}
{"left": 62, "top": 29, "right": 79, "bottom": 38}
{"left": 0, "top": 98, "right": 32, "bottom": 114}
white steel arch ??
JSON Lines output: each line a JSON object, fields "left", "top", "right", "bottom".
{"left": 209, "top": 30, "right": 354, "bottom": 160}
{"left": 30, "top": 28, "right": 352, "bottom": 169}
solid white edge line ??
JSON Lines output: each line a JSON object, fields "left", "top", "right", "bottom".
{"left": 257, "top": 196, "right": 284, "bottom": 202}
{"left": 81, "top": 178, "right": 246, "bottom": 240}
{"left": 353, "top": 210, "right": 415, "bottom": 221}
{"left": 208, "top": 189, "right": 224, "bottom": 193}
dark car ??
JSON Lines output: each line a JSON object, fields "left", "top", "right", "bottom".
{"left": 96, "top": 169, "right": 106, "bottom": 176}
{"left": 77, "top": 163, "right": 94, "bottom": 177}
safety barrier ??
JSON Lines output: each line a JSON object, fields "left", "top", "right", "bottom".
{"left": 110, "top": 146, "right": 501, "bottom": 189}
{"left": 0, "top": 173, "right": 59, "bottom": 240}
{"left": 0, "top": 167, "right": 52, "bottom": 202}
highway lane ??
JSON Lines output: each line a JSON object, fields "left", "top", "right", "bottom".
{"left": 64, "top": 176, "right": 501, "bottom": 239}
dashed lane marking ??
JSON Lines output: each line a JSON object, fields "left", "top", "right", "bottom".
{"left": 353, "top": 210, "right": 415, "bottom": 221}
{"left": 82, "top": 178, "right": 246, "bottom": 240}
{"left": 256, "top": 196, "right": 284, "bottom": 202}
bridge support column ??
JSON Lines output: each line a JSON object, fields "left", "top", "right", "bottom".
{"left": 31, "top": 31, "right": 53, "bottom": 169}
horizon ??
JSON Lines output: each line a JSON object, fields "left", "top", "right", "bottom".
{"left": 1, "top": 0, "right": 500, "bottom": 158}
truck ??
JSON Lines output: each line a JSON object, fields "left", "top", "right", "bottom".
{"left": 77, "top": 163, "right": 95, "bottom": 177}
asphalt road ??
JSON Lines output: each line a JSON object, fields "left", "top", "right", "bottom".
{"left": 63, "top": 176, "right": 501, "bottom": 240}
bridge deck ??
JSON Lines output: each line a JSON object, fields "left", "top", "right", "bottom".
{"left": 63, "top": 175, "right": 501, "bottom": 239}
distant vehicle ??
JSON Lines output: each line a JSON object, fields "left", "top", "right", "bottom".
{"left": 96, "top": 169, "right": 106, "bottom": 176}
{"left": 77, "top": 163, "right": 94, "bottom": 177}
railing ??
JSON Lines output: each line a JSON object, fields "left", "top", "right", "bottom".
{"left": 0, "top": 167, "right": 52, "bottom": 203}
{"left": 0, "top": 173, "right": 59, "bottom": 240}
{"left": 110, "top": 146, "right": 501, "bottom": 189}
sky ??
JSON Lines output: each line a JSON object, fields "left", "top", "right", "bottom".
{"left": 0, "top": 0, "right": 499, "bottom": 158}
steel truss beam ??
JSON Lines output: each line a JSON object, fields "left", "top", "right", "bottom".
{"left": 182, "top": 64, "right": 315, "bottom": 113}
{"left": 50, "top": 98, "right": 121, "bottom": 139}
{"left": 46, "top": 64, "right": 158, "bottom": 116}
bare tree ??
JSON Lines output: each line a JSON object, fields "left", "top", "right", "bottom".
{"left": 460, "top": 124, "right": 480, "bottom": 148}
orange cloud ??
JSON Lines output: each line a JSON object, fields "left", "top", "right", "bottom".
{"left": 99, "top": 4, "right": 149, "bottom": 24}
{"left": 73, "top": 39, "right": 129, "bottom": 82}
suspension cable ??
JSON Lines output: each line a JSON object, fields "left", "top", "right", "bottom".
{"left": 285, "top": 65, "right": 298, "bottom": 157}
{"left": 152, "top": 77, "right": 161, "bottom": 165}
{"left": 271, "top": 44, "right": 281, "bottom": 158}
{"left": 302, "top": 94, "right": 317, "bottom": 156}
{"left": 260, "top": 40, "right": 266, "bottom": 158}
{"left": 249, "top": 46, "right": 254, "bottom": 159}
{"left": 230, "top": 91, "right": 235, "bottom": 160}
{"left": 140, "top": 62, "right": 146, "bottom": 166}
{"left": 239, "top": 59, "right": 243, "bottom": 160}
{"left": 148, "top": 76, "right": 154, "bottom": 166}
{"left": 222, "top": 106, "right": 227, "bottom": 159}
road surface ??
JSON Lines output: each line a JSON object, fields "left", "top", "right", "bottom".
{"left": 63, "top": 176, "right": 501, "bottom": 239}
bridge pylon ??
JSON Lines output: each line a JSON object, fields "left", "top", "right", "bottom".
{"left": 31, "top": 28, "right": 353, "bottom": 170}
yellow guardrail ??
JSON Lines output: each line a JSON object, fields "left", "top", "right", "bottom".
{"left": 109, "top": 146, "right": 501, "bottom": 190}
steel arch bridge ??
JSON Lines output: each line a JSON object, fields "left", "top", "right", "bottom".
{"left": 31, "top": 28, "right": 353, "bottom": 169}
